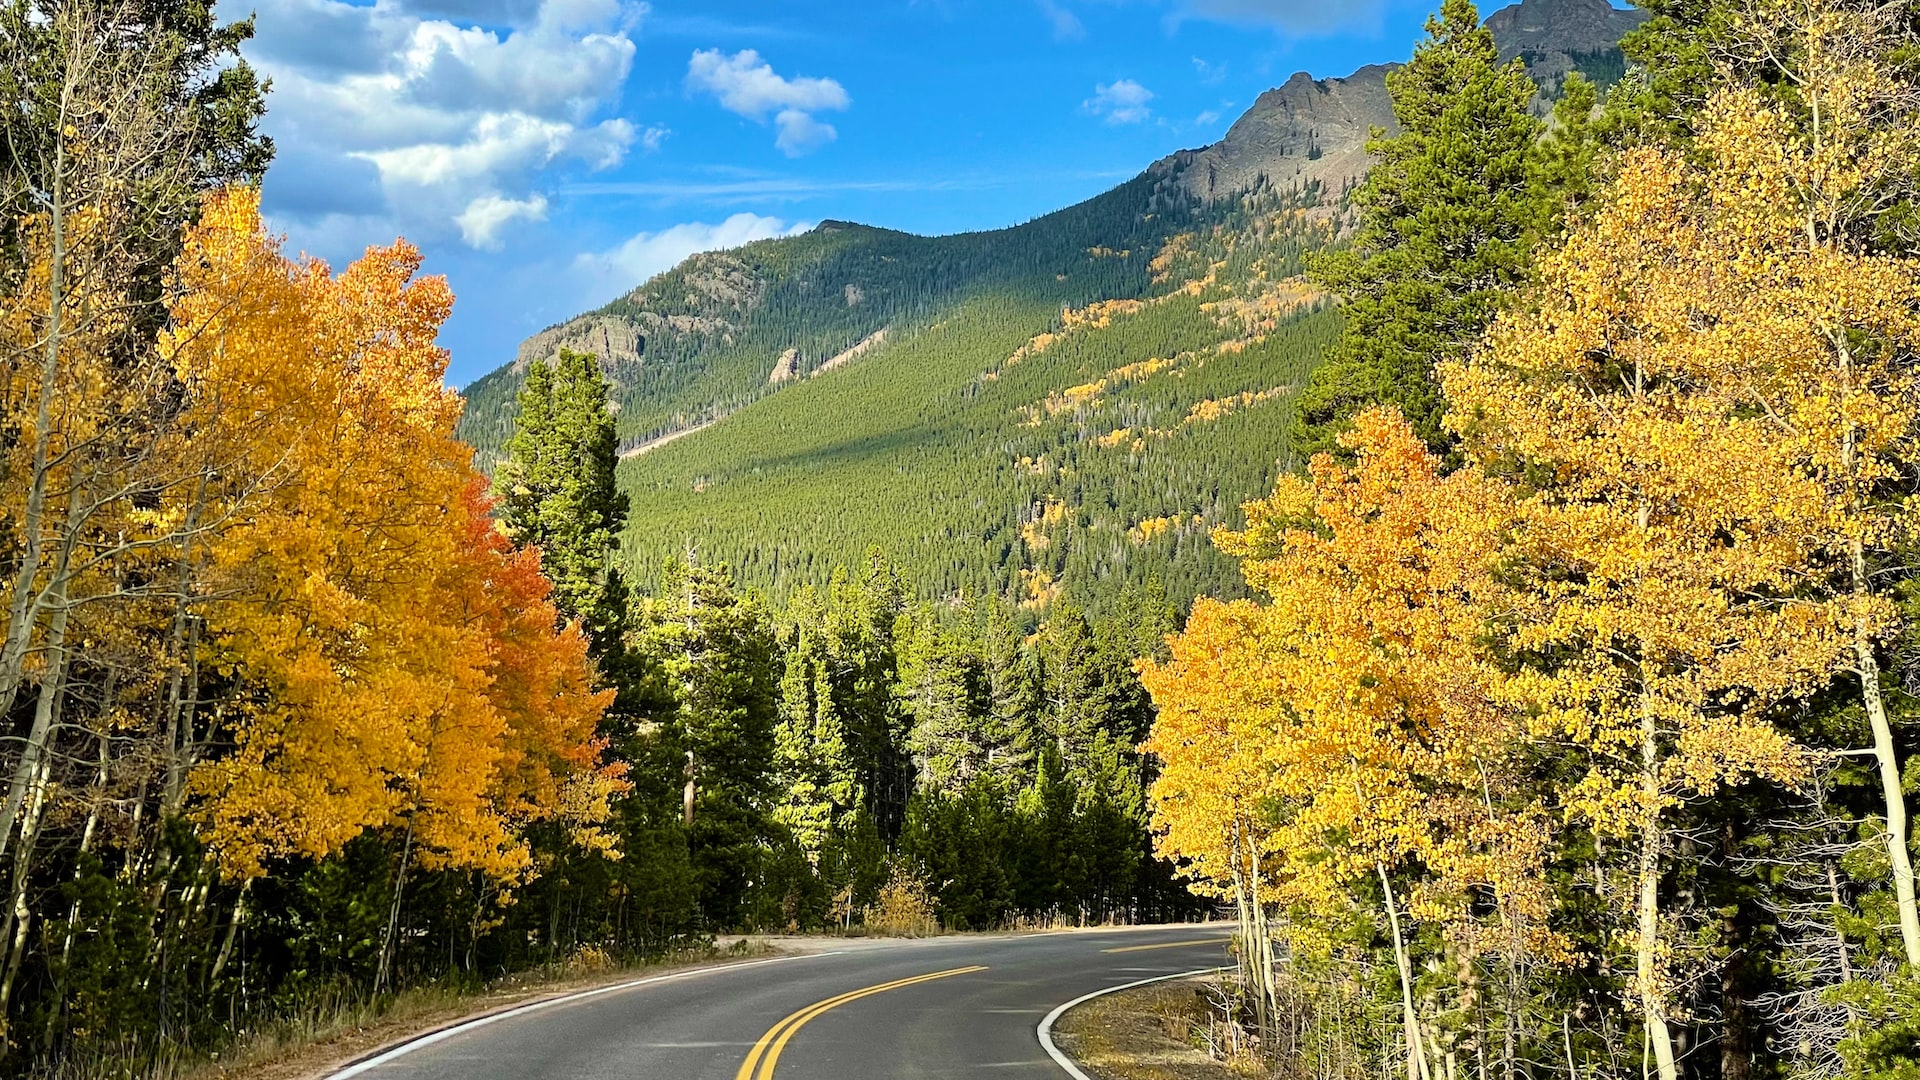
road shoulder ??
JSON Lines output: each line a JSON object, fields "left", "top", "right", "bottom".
{"left": 183, "top": 945, "right": 786, "bottom": 1080}
{"left": 1053, "top": 975, "right": 1255, "bottom": 1080}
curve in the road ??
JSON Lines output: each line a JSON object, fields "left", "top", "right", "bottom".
{"left": 734, "top": 965, "right": 988, "bottom": 1080}
{"left": 326, "top": 925, "right": 1232, "bottom": 1080}
{"left": 329, "top": 954, "right": 822, "bottom": 1080}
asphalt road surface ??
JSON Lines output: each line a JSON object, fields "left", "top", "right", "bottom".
{"left": 330, "top": 925, "right": 1231, "bottom": 1080}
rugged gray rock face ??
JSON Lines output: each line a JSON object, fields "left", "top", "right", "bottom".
{"left": 1154, "top": 65, "right": 1396, "bottom": 201}
{"left": 1486, "top": 0, "right": 1648, "bottom": 63}
{"left": 1158, "top": 0, "right": 1645, "bottom": 200}
{"left": 512, "top": 316, "right": 644, "bottom": 375}
{"left": 508, "top": 248, "right": 760, "bottom": 374}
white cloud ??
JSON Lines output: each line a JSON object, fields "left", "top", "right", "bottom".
{"left": 686, "top": 49, "right": 850, "bottom": 156}
{"left": 457, "top": 193, "right": 550, "bottom": 249}
{"left": 354, "top": 114, "right": 605, "bottom": 187}
{"left": 1038, "top": 0, "right": 1085, "bottom": 40}
{"left": 243, "top": 0, "right": 646, "bottom": 251}
{"left": 640, "top": 125, "right": 671, "bottom": 152}
{"left": 573, "top": 213, "right": 810, "bottom": 301}
{"left": 774, "top": 109, "right": 837, "bottom": 156}
{"left": 1196, "top": 109, "right": 1222, "bottom": 126}
{"left": 1085, "top": 80, "right": 1154, "bottom": 125}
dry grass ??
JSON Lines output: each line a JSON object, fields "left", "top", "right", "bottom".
{"left": 50, "top": 941, "right": 780, "bottom": 1080}
{"left": 1055, "top": 977, "right": 1271, "bottom": 1080}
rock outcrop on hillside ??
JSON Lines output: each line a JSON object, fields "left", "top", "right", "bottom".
{"left": 1486, "top": 0, "right": 1647, "bottom": 62}
{"left": 1158, "top": 0, "right": 1645, "bottom": 201}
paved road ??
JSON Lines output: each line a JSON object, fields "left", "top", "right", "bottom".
{"left": 332, "top": 925, "right": 1231, "bottom": 1080}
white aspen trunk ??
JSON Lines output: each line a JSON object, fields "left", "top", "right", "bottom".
{"left": 160, "top": 476, "right": 209, "bottom": 816}
{"left": 0, "top": 557, "right": 72, "bottom": 863}
{"left": 1245, "top": 827, "right": 1279, "bottom": 1044}
{"left": 1227, "top": 818, "right": 1269, "bottom": 1042}
{"left": 0, "top": 697, "right": 61, "bottom": 1027}
{"left": 1379, "top": 862, "right": 1434, "bottom": 1080}
{"left": 209, "top": 881, "right": 251, "bottom": 984}
{"left": 375, "top": 816, "right": 417, "bottom": 995}
{"left": 1637, "top": 704, "right": 1678, "bottom": 1080}
{"left": 0, "top": 95, "right": 70, "bottom": 727}
{"left": 1851, "top": 537, "right": 1920, "bottom": 966}
{"left": 1832, "top": 327, "right": 1920, "bottom": 968}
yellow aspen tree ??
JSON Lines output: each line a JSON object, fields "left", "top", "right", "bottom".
{"left": 1145, "top": 409, "right": 1554, "bottom": 1080}
{"left": 161, "top": 189, "right": 619, "bottom": 890}
{"left": 0, "top": 30, "right": 198, "bottom": 871}
{"left": 1440, "top": 124, "right": 1861, "bottom": 1080}
{"left": 1695, "top": 0, "right": 1920, "bottom": 969}
{"left": 1239, "top": 409, "right": 1555, "bottom": 1080}
{"left": 1139, "top": 597, "right": 1293, "bottom": 1041}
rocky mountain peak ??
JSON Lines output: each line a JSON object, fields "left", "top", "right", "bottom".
{"left": 1157, "top": 0, "right": 1645, "bottom": 201}
{"left": 1485, "top": 0, "right": 1647, "bottom": 60}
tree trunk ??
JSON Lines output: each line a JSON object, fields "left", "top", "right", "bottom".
{"left": 1637, "top": 703, "right": 1678, "bottom": 1080}
{"left": 1245, "top": 829, "right": 1279, "bottom": 1045}
{"left": 1854, "top": 559, "right": 1920, "bottom": 967}
{"left": 0, "top": 97, "right": 71, "bottom": 728}
{"left": 1228, "top": 818, "right": 1270, "bottom": 1042}
{"left": 1832, "top": 327, "right": 1920, "bottom": 968}
{"left": 0, "top": 530, "right": 76, "bottom": 863}
{"left": 683, "top": 750, "right": 697, "bottom": 825}
{"left": 1379, "top": 862, "right": 1434, "bottom": 1080}
{"left": 0, "top": 677, "right": 62, "bottom": 1035}
{"left": 209, "top": 880, "right": 250, "bottom": 984}
{"left": 375, "top": 817, "right": 417, "bottom": 995}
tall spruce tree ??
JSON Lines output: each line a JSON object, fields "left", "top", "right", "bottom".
{"left": 495, "top": 348, "right": 629, "bottom": 654}
{"left": 1292, "top": 0, "right": 1545, "bottom": 458}
{"left": 770, "top": 587, "right": 860, "bottom": 860}
{"left": 629, "top": 560, "right": 779, "bottom": 925}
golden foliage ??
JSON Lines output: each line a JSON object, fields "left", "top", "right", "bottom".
{"left": 1183, "top": 388, "right": 1286, "bottom": 426}
{"left": 164, "top": 190, "right": 621, "bottom": 881}
{"left": 1020, "top": 497, "right": 1070, "bottom": 552}
{"left": 1145, "top": 410, "right": 1559, "bottom": 956}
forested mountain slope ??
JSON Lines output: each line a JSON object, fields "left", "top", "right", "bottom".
{"left": 455, "top": 0, "right": 1642, "bottom": 609}
{"left": 457, "top": 173, "right": 1207, "bottom": 463}
{"left": 618, "top": 194, "right": 1339, "bottom": 611}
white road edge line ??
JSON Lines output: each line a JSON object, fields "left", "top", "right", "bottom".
{"left": 326, "top": 951, "right": 841, "bottom": 1079}
{"left": 1037, "top": 965, "right": 1226, "bottom": 1080}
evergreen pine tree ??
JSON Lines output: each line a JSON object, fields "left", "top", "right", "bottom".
{"left": 628, "top": 560, "right": 779, "bottom": 925}
{"left": 981, "top": 601, "right": 1043, "bottom": 780}
{"left": 822, "top": 552, "right": 913, "bottom": 837}
{"left": 770, "top": 591, "right": 860, "bottom": 860}
{"left": 1293, "top": 0, "right": 1546, "bottom": 458}
{"left": 900, "top": 609, "right": 991, "bottom": 793}
{"left": 495, "top": 349, "right": 630, "bottom": 654}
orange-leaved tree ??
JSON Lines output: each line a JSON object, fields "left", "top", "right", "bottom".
{"left": 160, "top": 191, "right": 621, "bottom": 975}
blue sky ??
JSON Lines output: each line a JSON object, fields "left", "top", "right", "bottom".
{"left": 237, "top": 0, "right": 1466, "bottom": 386}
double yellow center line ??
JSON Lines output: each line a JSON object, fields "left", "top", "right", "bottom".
{"left": 733, "top": 965, "right": 988, "bottom": 1080}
